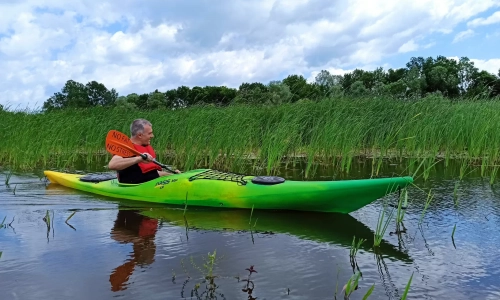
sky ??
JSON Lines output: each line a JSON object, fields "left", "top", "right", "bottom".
{"left": 1, "top": 0, "right": 499, "bottom": 109}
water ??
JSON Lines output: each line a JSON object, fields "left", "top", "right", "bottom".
{"left": 1, "top": 160, "right": 500, "bottom": 300}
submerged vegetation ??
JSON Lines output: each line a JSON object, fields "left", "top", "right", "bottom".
{"left": 2, "top": 94, "right": 500, "bottom": 182}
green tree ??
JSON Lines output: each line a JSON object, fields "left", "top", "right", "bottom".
{"left": 349, "top": 81, "right": 369, "bottom": 97}
{"left": 386, "top": 68, "right": 406, "bottom": 84}
{"left": 234, "top": 82, "right": 270, "bottom": 104}
{"left": 86, "top": 81, "right": 118, "bottom": 106}
{"left": 114, "top": 96, "right": 137, "bottom": 110}
{"left": 314, "top": 70, "right": 344, "bottom": 97}
{"left": 403, "top": 66, "right": 427, "bottom": 98}
{"left": 43, "top": 79, "right": 118, "bottom": 110}
{"left": 148, "top": 90, "right": 165, "bottom": 109}
{"left": 457, "top": 57, "right": 479, "bottom": 95}
{"left": 282, "top": 74, "right": 320, "bottom": 102}
{"left": 468, "top": 70, "right": 499, "bottom": 97}
{"left": 268, "top": 80, "right": 292, "bottom": 104}
{"left": 43, "top": 80, "right": 88, "bottom": 111}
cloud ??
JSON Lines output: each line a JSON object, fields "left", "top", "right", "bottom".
{"left": 453, "top": 29, "right": 475, "bottom": 43}
{"left": 1, "top": 0, "right": 500, "bottom": 108}
{"left": 398, "top": 40, "right": 419, "bottom": 53}
{"left": 470, "top": 58, "right": 500, "bottom": 75}
{"left": 467, "top": 11, "right": 500, "bottom": 27}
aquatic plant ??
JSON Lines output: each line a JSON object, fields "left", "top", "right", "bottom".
{"left": 241, "top": 265, "right": 258, "bottom": 299}
{"left": 348, "top": 235, "right": 366, "bottom": 274}
{"left": 401, "top": 272, "right": 414, "bottom": 300}
{"left": 2, "top": 96, "right": 500, "bottom": 181}
{"left": 362, "top": 284, "right": 375, "bottom": 300}
{"left": 65, "top": 211, "right": 76, "bottom": 230}
{"left": 451, "top": 224, "right": 457, "bottom": 249}
{"left": 1, "top": 215, "right": 15, "bottom": 229}
{"left": 418, "top": 188, "right": 434, "bottom": 225}
{"left": 349, "top": 236, "right": 366, "bottom": 260}
{"left": 341, "top": 271, "right": 377, "bottom": 300}
{"left": 392, "top": 187, "right": 410, "bottom": 236}
{"left": 342, "top": 271, "right": 361, "bottom": 299}
{"left": 4, "top": 170, "right": 13, "bottom": 185}
{"left": 374, "top": 203, "right": 395, "bottom": 248}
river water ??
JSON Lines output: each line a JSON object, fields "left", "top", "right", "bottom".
{"left": 1, "top": 158, "right": 500, "bottom": 300}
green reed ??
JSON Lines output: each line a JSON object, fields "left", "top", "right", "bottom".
{"left": 374, "top": 202, "right": 395, "bottom": 248}
{"left": 401, "top": 272, "right": 414, "bottom": 300}
{"left": 419, "top": 188, "right": 434, "bottom": 225}
{"left": 349, "top": 236, "right": 366, "bottom": 260}
{"left": 342, "top": 271, "right": 361, "bottom": 299}
{"left": 2, "top": 96, "right": 500, "bottom": 179}
{"left": 395, "top": 188, "right": 408, "bottom": 232}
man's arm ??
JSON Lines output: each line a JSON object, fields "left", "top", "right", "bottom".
{"left": 108, "top": 155, "right": 143, "bottom": 171}
{"left": 158, "top": 169, "right": 182, "bottom": 176}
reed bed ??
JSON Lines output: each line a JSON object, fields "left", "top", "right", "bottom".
{"left": 2, "top": 95, "right": 500, "bottom": 179}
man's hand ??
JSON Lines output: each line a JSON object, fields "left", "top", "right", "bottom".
{"left": 140, "top": 153, "right": 154, "bottom": 162}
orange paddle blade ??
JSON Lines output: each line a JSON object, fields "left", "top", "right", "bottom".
{"left": 105, "top": 130, "right": 141, "bottom": 157}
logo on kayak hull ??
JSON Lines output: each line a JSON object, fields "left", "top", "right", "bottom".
{"left": 154, "top": 178, "right": 178, "bottom": 189}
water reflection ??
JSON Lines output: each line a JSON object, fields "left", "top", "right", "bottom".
{"left": 109, "top": 210, "right": 158, "bottom": 292}
{"left": 136, "top": 205, "right": 412, "bottom": 263}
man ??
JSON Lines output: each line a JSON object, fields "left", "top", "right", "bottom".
{"left": 108, "top": 118, "right": 181, "bottom": 184}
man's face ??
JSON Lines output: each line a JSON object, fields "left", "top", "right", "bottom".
{"left": 138, "top": 125, "right": 154, "bottom": 145}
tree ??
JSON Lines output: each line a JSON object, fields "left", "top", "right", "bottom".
{"left": 43, "top": 79, "right": 118, "bottom": 111}
{"left": 148, "top": 90, "right": 166, "bottom": 109}
{"left": 86, "top": 81, "right": 118, "bottom": 106}
{"left": 468, "top": 70, "right": 499, "bottom": 97}
{"left": 43, "top": 80, "right": 88, "bottom": 111}
{"left": 114, "top": 96, "right": 137, "bottom": 110}
{"left": 268, "top": 80, "right": 292, "bottom": 104}
{"left": 314, "top": 70, "right": 344, "bottom": 97}
{"left": 282, "top": 74, "right": 320, "bottom": 102}
{"left": 403, "top": 66, "right": 426, "bottom": 98}
{"left": 386, "top": 68, "right": 406, "bottom": 84}
{"left": 457, "top": 57, "right": 479, "bottom": 95}
{"left": 234, "top": 82, "right": 270, "bottom": 104}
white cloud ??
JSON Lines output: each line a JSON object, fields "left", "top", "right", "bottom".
{"left": 470, "top": 59, "right": 500, "bottom": 75}
{"left": 453, "top": 29, "right": 475, "bottom": 43}
{"left": 468, "top": 11, "right": 500, "bottom": 27}
{"left": 0, "top": 0, "right": 499, "bottom": 108}
{"left": 398, "top": 40, "right": 419, "bottom": 53}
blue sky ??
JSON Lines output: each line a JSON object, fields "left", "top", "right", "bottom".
{"left": 0, "top": 0, "right": 499, "bottom": 109}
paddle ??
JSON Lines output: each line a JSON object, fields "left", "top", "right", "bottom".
{"left": 105, "top": 129, "right": 177, "bottom": 174}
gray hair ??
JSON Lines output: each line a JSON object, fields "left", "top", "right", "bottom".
{"left": 130, "top": 119, "right": 152, "bottom": 137}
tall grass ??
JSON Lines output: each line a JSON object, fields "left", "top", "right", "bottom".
{"left": 2, "top": 95, "right": 500, "bottom": 179}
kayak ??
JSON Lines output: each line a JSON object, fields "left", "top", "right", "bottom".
{"left": 43, "top": 169, "right": 413, "bottom": 213}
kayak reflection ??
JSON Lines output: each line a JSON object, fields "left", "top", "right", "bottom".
{"left": 109, "top": 210, "right": 158, "bottom": 292}
{"left": 138, "top": 205, "right": 412, "bottom": 263}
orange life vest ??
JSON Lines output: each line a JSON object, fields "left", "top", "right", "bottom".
{"left": 133, "top": 144, "right": 162, "bottom": 174}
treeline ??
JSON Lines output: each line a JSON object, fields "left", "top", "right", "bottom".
{"left": 41, "top": 55, "right": 500, "bottom": 111}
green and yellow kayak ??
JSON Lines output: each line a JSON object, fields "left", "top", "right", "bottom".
{"left": 43, "top": 169, "right": 413, "bottom": 213}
